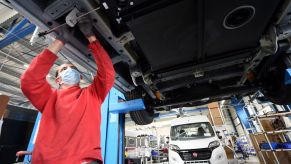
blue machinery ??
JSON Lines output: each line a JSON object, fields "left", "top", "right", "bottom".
{"left": 24, "top": 88, "right": 146, "bottom": 163}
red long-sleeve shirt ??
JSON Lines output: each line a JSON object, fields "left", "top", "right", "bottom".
{"left": 20, "top": 41, "right": 115, "bottom": 164}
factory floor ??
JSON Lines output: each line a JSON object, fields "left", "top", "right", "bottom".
{"left": 152, "top": 156, "right": 260, "bottom": 164}
{"left": 243, "top": 155, "right": 260, "bottom": 163}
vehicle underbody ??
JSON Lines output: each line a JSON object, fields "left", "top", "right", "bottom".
{"left": 6, "top": 0, "right": 291, "bottom": 124}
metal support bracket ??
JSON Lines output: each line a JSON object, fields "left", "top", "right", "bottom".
{"left": 110, "top": 99, "right": 146, "bottom": 113}
{"left": 238, "top": 27, "right": 278, "bottom": 85}
{"left": 65, "top": 8, "right": 80, "bottom": 27}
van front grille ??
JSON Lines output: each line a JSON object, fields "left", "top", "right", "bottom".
{"left": 184, "top": 160, "right": 209, "bottom": 164}
{"left": 178, "top": 148, "right": 212, "bottom": 161}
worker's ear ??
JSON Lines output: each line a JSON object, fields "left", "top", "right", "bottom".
{"left": 80, "top": 75, "right": 83, "bottom": 80}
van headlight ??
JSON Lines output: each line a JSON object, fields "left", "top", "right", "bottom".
{"left": 208, "top": 140, "right": 220, "bottom": 150}
{"left": 169, "top": 144, "right": 180, "bottom": 152}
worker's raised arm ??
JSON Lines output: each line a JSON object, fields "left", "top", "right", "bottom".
{"left": 20, "top": 40, "right": 64, "bottom": 112}
{"left": 87, "top": 36, "right": 115, "bottom": 102}
{"left": 77, "top": 15, "right": 115, "bottom": 102}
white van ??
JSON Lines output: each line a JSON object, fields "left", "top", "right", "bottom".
{"left": 169, "top": 115, "right": 227, "bottom": 164}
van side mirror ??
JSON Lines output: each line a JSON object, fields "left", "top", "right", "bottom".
{"left": 218, "top": 135, "right": 222, "bottom": 139}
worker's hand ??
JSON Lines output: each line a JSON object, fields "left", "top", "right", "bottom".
{"left": 55, "top": 25, "right": 74, "bottom": 44}
{"left": 77, "top": 13, "right": 95, "bottom": 38}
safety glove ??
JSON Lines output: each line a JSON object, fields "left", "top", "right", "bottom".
{"left": 77, "top": 13, "right": 95, "bottom": 38}
{"left": 55, "top": 25, "right": 74, "bottom": 44}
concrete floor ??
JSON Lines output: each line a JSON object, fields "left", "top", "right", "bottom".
{"left": 226, "top": 156, "right": 260, "bottom": 164}
{"left": 243, "top": 156, "right": 260, "bottom": 163}
{"left": 152, "top": 156, "right": 260, "bottom": 164}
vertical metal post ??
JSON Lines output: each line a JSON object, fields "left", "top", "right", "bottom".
{"left": 227, "top": 108, "right": 239, "bottom": 135}
{"left": 101, "top": 92, "right": 110, "bottom": 161}
{"left": 119, "top": 114, "right": 125, "bottom": 164}
{"left": 24, "top": 113, "right": 42, "bottom": 163}
{"left": 104, "top": 88, "right": 123, "bottom": 163}
{"left": 253, "top": 134, "right": 267, "bottom": 164}
{"left": 208, "top": 106, "right": 215, "bottom": 126}
{"left": 218, "top": 105, "right": 226, "bottom": 125}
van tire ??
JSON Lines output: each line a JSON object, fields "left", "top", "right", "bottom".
{"left": 129, "top": 109, "right": 154, "bottom": 125}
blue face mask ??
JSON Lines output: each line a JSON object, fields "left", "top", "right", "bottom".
{"left": 59, "top": 67, "right": 81, "bottom": 85}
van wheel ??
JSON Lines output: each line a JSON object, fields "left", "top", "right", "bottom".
{"left": 126, "top": 87, "right": 155, "bottom": 125}
{"left": 129, "top": 109, "right": 154, "bottom": 125}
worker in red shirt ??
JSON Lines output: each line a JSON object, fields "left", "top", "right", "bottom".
{"left": 20, "top": 15, "right": 115, "bottom": 164}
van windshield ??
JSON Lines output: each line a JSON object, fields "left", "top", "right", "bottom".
{"left": 170, "top": 122, "right": 215, "bottom": 140}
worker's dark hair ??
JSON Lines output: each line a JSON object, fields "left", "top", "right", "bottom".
{"left": 55, "top": 60, "right": 71, "bottom": 78}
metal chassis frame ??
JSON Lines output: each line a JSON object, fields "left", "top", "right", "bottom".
{"left": 8, "top": 0, "right": 135, "bottom": 93}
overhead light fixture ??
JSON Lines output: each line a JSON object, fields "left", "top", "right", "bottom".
{"left": 221, "top": 100, "right": 225, "bottom": 105}
{"left": 220, "top": 100, "right": 226, "bottom": 109}
{"left": 23, "top": 64, "right": 29, "bottom": 68}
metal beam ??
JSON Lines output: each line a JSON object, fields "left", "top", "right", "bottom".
{"left": 231, "top": 98, "right": 252, "bottom": 133}
{"left": 110, "top": 99, "right": 145, "bottom": 113}
{"left": 226, "top": 108, "right": 239, "bottom": 136}
{"left": 154, "top": 50, "right": 253, "bottom": 82}
{"left": 158, "top": 69, "right": 243, "bottom": 92}
{"left": 153, "top": 86, "right": 259, "bottom": 108}
{"left": 7, "top": 18, "right": 30, "bottom": 35}
{"left": 0, "top": 48, "right": 29, "bottom": 65}
{"left": 0, "top": 77, "right": 19, "bottom": 88}
{"left": 0, "top": 65, "right": 22, "bottom": 77}
{"left": 0, "top": 85, "right": 23, "bottom": 97}
{"left": 0, "top": 18, "right": 36, "bottom": 49}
